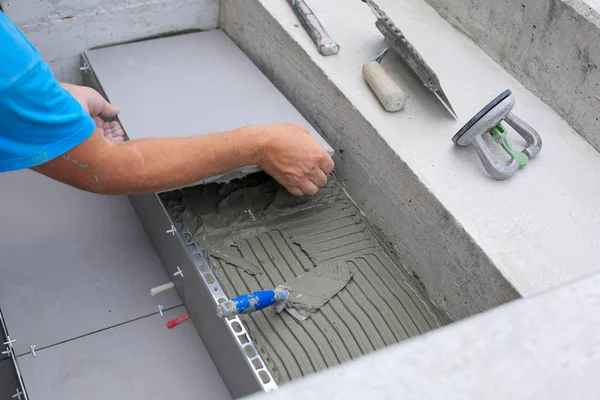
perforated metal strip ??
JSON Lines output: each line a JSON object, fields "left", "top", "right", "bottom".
{"left": 181, "top": 230, "right": 279, "bottom": 392}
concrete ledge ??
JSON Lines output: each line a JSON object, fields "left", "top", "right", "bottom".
{"left": 220, "top": 0, "right": 600, "bottom": 320}
{"left": 246, "top": 270, "right": 600, "bottom": 399}
{"left": 425, "top": 0, "right": 600, "bottom": 152}
{"left": 4, "top": 0, "right": 219, "bottom": 83}
{"left": 590, "top": 0, "right": 600, "bottom": 12}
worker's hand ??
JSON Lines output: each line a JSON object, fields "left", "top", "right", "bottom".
{"left": 258, "top": 124, "right": 334, "bottom": 196}
{"left": 60, "top": 83, "right": 126, "bottom": 142}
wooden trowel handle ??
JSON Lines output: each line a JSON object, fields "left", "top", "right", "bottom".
{"left": 362, "top": 61, "right": 407, "bottom": 112}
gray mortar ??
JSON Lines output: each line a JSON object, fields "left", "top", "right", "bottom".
{"left": 161, "top": 173, "right": 450, "bottom": 385}
{"left": 283, "top": 261, "right": 355, "bottom": 321}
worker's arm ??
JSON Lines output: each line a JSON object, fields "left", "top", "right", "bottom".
{"left": 31, "top": 83, "right": 333, "bottom": 196}
{"left": 32, "top": 122, "right": 333, "bottom": 195}
{"left": 1, "top": 11, "right": 333, "bottom": 195}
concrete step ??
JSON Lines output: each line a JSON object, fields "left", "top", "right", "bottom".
{"left": 220, "top": 0, "right": 600, "bottom": 321}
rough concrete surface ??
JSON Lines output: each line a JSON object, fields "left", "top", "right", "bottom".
{"left": 220, "top": 0, "right": 600, "bottom": 320}
{"left": 2, "top": 0, "right": 218, "bottom": 83}
{"left": 425, "top": 0, "right": 600, "bottom": 152}
{"left": 588, "top": 0, "right": 600, "bottom": 11}
{"left": 162, "top": 174, "right": 447, "bottom": 385}
{"left": 246, "top": 270, "right": 600, "bottom": 400}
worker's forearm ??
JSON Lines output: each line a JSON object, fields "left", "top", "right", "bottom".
{"left": 104, "top": 126, "right": 269, "bottom": 194}
{"left": 33, "top": 126, "right": 269, "bottom": 195}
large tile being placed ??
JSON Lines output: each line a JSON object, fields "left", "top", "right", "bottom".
{"left": 0, "top": 170, "right": 181, "bottom": 355}
{"left": 83, "top": 29, "right": 333, "bottom": 186}
{"left": 18, "top": 306, "right": 232, "bottom": 400}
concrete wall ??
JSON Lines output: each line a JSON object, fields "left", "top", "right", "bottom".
{"left": 1, "top": 0, "right": 219, "bottom": 84}
{"left": 220, "top": 0, "right": 522, "bottom": 321}
{"left": 219, "top": 0, "right": 600, "bottom": 321}
{"left": 248, "top": 270, "right": 600, "bottom": 400}
{"left": 586, "top": 0, "right": 600, "bottom": 11}
{"left": 424, "top": 0, "right": 600, "bottom": 152}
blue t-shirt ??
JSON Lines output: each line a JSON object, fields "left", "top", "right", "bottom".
{"left": 0, "top": 12, "right": 95, "bottom": 172}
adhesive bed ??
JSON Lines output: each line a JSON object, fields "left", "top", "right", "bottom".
{"left": 160, "top": 172, "right": 449, "bottom": 384}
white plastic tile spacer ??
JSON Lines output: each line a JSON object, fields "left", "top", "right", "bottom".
{"left": 12, "top": 388, "right": 23, "bottom": 399}
{"left": 4, "top": 337, "right": 16, "bottom": 348}
{"left": 173, "top": 266, "right": 184, "bottom": 278}
{"left": 166, "top": 225, "right": 176, "bottom": 236}
{"left": 150, "top": 282, "right": 175, "bottom": 296}
{"left": 158, "top": 305, "right": 164, "bottom": 317}
{"left": 30, "top": 345, "right": 36, "bottom": 357}
{"left": 2, "top": 346, "right": 11, "bottom": 357}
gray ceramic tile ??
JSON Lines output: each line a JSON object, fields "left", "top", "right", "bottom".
{"left": 0, "top": 359, "right": 20, "bottom": 399}
{"left": 17, "top": 306, "right": 232, "bottom": 400}
{"left": 0, "top": 170, "right": 181, "bottom": 355}
{"left": 0, "top": 315, "right": 9, "bottom": 362}
{"left": 83, "top": 29, "right": 333, "bottom": 185}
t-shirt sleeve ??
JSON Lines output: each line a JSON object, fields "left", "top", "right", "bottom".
{"left": 0, "top": 13, "right": 95, "bottom": 172}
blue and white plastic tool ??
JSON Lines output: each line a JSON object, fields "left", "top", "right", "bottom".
{"left": 215, "top": 261, "right": 355, "bottom": 322}
{"left": 216, "top": 285, "right": 290, "bottom": 318}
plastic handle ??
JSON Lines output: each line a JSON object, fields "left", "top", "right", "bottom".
{"left": 216, "top": 286, "right": 289, "bottom": 318}
{"left": 288, "top": 0, "right": 340, "bottom": 56}
{"left": 473, "top": 134, "right": 519, "bottom": 180}
{"left": 362, "top": 61, "right": 407, "bottom": 112}
{"left": 150, "top": 282, "right": 175, "bottom": 296}
{"left": 505, "top": 112, "right": 543, "bottom": 159}
{"left": 166, "top": 313, "right": 190, "bottom": 329}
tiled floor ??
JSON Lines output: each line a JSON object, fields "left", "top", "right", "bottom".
{"left": 0, "top": 170, "right": 231, "bottom": 400}
{"left": 0, "top": 170, "right": 181, "bottom": 357}
{"left": 18, "top": 306, "right": 231, "bottom": 400}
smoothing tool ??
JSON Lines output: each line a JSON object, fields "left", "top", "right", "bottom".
{"left": 452, "top": 89, "right": 542, "bottom": 180}
{"left": 216, "top": 261, "right": 354, "bottom": 322}
{"left": 361, "top": 0, "right": 457, "bottom": 118}
{"left": 362, "top": 47, "right": 407, "bottom": 112}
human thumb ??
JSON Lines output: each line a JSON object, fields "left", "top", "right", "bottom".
{"left": 100, "top": 99, "right": 120, "bottom": 119}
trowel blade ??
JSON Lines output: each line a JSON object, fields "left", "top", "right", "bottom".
{"left": 434, "top": 89, "right": 458, "bottom": 120}
{"left": 281, "top": 260, "right": 354, "bottom": 322}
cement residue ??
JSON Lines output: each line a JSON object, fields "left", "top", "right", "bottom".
{"left": 283, "top": 260, "right": 355, "bottom": 321}
{"left": 161, "top": 173, "right": 450, "bottom": 384}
